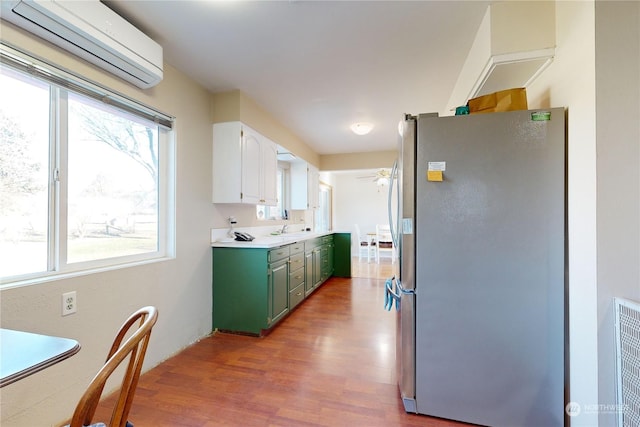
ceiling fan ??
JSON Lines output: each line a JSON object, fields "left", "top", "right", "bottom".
{"left": 357, "top": 168, "right": 392, "bottom": 186}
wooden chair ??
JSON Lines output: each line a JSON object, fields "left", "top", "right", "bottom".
{"left": 67, "top": 306, "right": 158, "bottom": 427}
{"left": 376, "top": 224, "right": 396, "bottom": 264}
{"left": 355, "top": 224, "right": 376, "bottom": 262}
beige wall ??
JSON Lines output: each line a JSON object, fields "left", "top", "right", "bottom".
{"left": 527, "top": 2, "right": 599, "bottom": 425}
{"left": 320, "top": 150, "right": 397, "bottom": 172}
{"left": 594, "top": 2, "right": 640, "bottom": 425}
{"left": 0, "top": 22, "right": 217, "bottom": 426}
{"left": 211, "top": 90, "right": 319, "bottom": 167}
{"left": 527, "top": 2, "right": 640, "bottom": 425}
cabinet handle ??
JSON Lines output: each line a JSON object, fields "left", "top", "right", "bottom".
{"left": 296, "top": 292, "right": 303, "bottom": 296}
{"left": 296, "top": 275, "right": 302, "bottom": 280}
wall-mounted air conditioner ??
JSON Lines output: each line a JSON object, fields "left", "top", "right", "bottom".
{"left": 0, "top": 0, "right": 163, "bottom": 89}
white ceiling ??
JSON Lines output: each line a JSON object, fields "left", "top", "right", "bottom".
{"left": 105, "top": 0, "right": 490, "bottom": 155}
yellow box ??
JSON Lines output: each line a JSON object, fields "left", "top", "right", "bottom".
{"left": 468, "top": 88, "right": 528, "bottom": 114}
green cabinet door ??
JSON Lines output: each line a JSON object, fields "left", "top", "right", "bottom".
{"left": 213, "top": 248, "right": 269, "bottom": 335}
{"left": 313, "top": 248, "right": 322, "bottom": 288}
{"left": 333, "top": 233, "right": 352, "bottom": 277}
{"left": 269, "top": 259, "right": 289, "bottom": 325}
{"left": 304, "top": 251, "right": 314, "bottom": 296}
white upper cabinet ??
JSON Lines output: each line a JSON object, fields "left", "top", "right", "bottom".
{"left": 212, "top": 122, "right": 278, "bottom": 205}
{"left": 307, "top": 164, "right": 319, "bottom": 209}
{"left": 291, "top": 161, "right": 319, "bottom": 210}
{"left": 260, "top": 138, "right": 278, "bottom": 205}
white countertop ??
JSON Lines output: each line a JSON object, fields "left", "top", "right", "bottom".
{"left": 211, "top": 231, "right": 339, "bottom": 248}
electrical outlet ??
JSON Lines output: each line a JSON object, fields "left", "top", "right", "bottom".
{"left": 62, "top": 291, "right": 77, "bottom": 316}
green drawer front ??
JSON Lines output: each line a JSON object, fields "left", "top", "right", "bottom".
{"left": 289, "top": 283, "right": 305, "bottom": 310}
{"left": 268, "top": 246, "right": 290, "bottom": 263}
{"left": 289, "top": 252, "right": 305, "bottom": 272}
{"left": 305, "top": 238, "right": 322, "bottom": 251}
{"left": 289, "top": 267, "right": 305, "bottom": 289}
{"left": 289, "top": 242, "right": 305, "bottom": 254}
{"left": 322, "top": 235, "right": 334, "bottom": 244}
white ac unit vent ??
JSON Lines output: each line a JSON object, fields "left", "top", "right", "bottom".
{"left": 615, "top": 297, "right": 640, "bottom": 426}
{"left": 1, "top": 0, "right": 163, "bottom": 89}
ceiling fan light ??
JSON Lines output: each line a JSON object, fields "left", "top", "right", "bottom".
{"left": 350, "top": 122, "right": 373, "bottom": 135}
{"left": 376, "top": 177, "right": 389, "bottom": 186}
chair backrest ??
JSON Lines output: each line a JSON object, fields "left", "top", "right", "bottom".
{"left": 69, "top": 306, "right": 158, "bottom": 427}
{"left": 354, "top": 224, "right": 365, "bottom": 243}
{"left": 376, "top": 224, "right": 392, "bottom": 243}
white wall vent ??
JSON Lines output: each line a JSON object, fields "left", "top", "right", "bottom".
{"left": 615, "top": 297, "right": 640, "bottom": 426}
{"left": 0, "top": 0, "right": 163, "bottom": 89}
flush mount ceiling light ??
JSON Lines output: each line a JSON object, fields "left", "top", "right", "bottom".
{"left": 350, "top": 122, "right": 373, "bottom": 136}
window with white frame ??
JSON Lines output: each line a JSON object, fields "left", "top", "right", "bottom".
{"left": 315, "top": 182, "right": 332, "bottom": 232}
{"left": 256, "top": 166, "right": 287, "bottom": 220}
{"left": 0, "top": 46, "right": 175, "bottom": 283}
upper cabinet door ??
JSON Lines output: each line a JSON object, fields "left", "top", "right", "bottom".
{"left": 213, "top": 121, "right": 243, "bottom": 203}
{"left": 307, "top": 164, "right": 319, "bottom": 209}
{"left": 261, "top": 137, "right": 278, "bottom": 206}
{"left": 212, "top": 121, "right": 279, "bottom": 205}
{"left": 291, "top": 161, "right": 319, "bottom": 209}
{"left": 241, "top": 128, "right": 262, "bottom": 204}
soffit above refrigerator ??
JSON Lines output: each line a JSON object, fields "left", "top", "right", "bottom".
{"left": 445, "top": 1, "right": 556, "bottom": 114}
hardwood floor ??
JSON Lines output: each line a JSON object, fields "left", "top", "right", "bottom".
{"left": 94, "top": 259, "right": 469, "bottom": 426}
{"left": 351, "top": 256, "right": 399, "bottom": 280}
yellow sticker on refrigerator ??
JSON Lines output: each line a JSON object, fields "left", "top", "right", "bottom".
{"left": 427, "top": 161, "right": 445, "bottom": 182}
{"left": 427, "top": 170, "right": 443, "bottom": 181}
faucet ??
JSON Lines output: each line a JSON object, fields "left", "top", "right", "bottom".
{"left": 281, "top": 224, "right": 289, "bottom": 234}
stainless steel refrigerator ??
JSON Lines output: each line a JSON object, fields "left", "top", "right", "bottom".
{"left": 386, "top": 109, "right": 565, "bottom": 426}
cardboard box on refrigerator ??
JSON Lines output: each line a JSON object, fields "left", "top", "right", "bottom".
{"left": 468, "top": 88, "right": 528, "bottom": 114}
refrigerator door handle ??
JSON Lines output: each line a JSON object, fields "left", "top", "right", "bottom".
{"left": 388, "top": 160, "right": 399, "bottom": 248}
{"left": 396, "top": 278, "right": 415, "bottom": 295}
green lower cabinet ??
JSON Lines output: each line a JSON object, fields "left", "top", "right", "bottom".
{"left": 320, "top": 235, "right": 333, "bottom": 281}
{"left": 212, "top": 248, "right": 271, "bottom": 335}
{"left": 212, "top": 233, "right": 351, "bottom": 335}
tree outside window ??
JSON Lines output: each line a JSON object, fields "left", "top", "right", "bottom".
{"left": 0, "top": 64, "right": 170, "bottom": 282}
